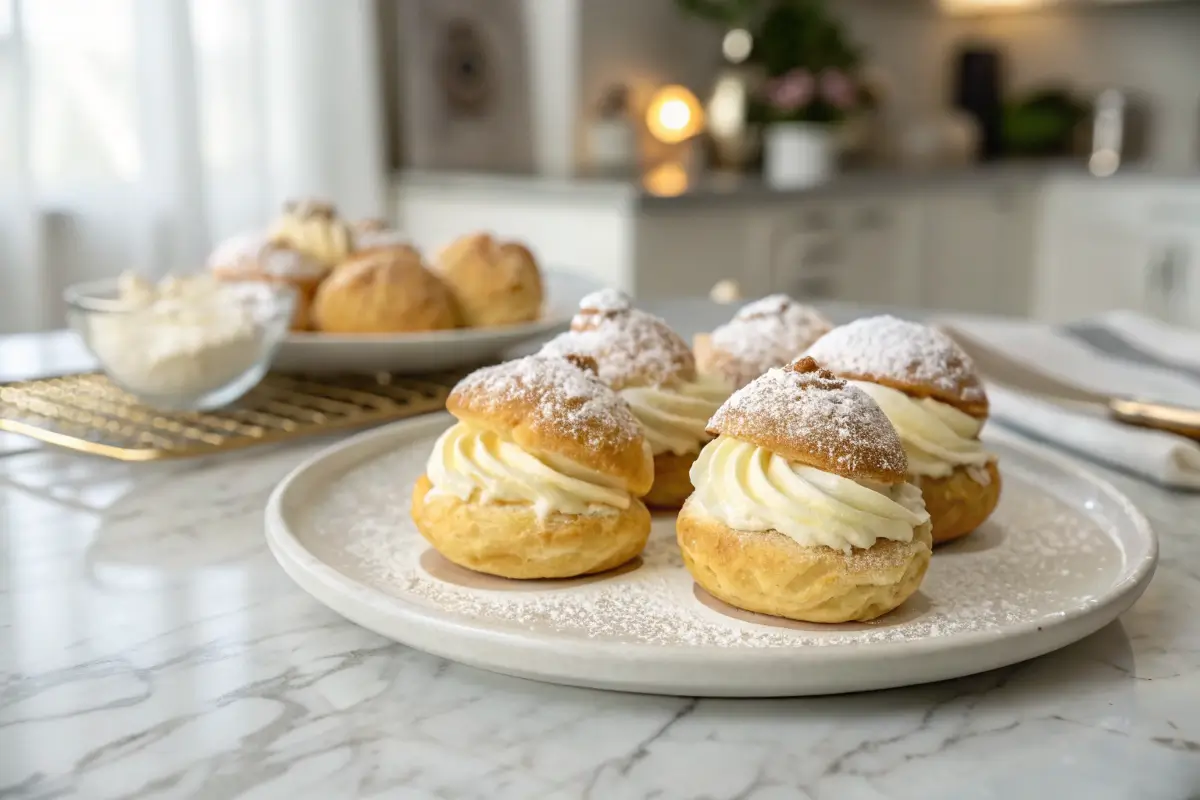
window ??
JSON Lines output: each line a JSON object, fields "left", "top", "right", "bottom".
{"left": 24, "top": 0, "right": 139, "bottom": 183}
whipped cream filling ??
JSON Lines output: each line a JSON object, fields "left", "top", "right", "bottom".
{"left": 426, "top": 422, "right": 631, "bottom": 518}
{"left": 689, "top": 435, "right": 930, "bottom": 553}
{"left": 272, "top": 215, "right": 351, "bottom": 266}
{"left": 849, "top": 381, "right": 994, "bottom": 480}
{"left": 620, "top": 374, "right": 731, "bottom": 456}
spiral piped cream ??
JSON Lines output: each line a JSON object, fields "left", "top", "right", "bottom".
{"left": 426, "top": 422, "right": 631, "bottom": 518}
{"left": 271, "top": 213, "right": 352, "bottom": 266}
{"left": 689, "top": 435, "right": 929, "bottom": 553}
{"left": 619, "top": 375, "right": 730, "bottom": 456}
{"left": 849, "top": 381, "right": 993, "bottom": 479}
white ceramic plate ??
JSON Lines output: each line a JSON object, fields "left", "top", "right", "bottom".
{"left": 272, "top": 315, "right": 568, "bottom": 375}
{"left": 265, "top": 414, "right": 1157, "bottom": 697}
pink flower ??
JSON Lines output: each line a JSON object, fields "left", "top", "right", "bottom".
{"left": 819, "top": 70, "right": 857, "bottom": 111}
{"left": 765, "top": 69, "right": 814, "bottom": 113}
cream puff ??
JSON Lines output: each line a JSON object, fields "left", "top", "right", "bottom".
{"left": 206, "top": 232, "right": 328, "bottom": 330}
{"left": 540, "top": 289, "right": 730, "bottom": 508}
{"left": 805, "top": 315, "right": 1000, "bottom": 544}
{"left": 311, "top": 249, "right": 459, "bottom": 333}
{"left": 433, "top": 232, "right": 543, "bottom": 327}
{"left": 351, "top": 218, "right": 421, "bottom": 261}
{"left": 695, "top": 294, "right": 832, "bottom": 390}
{"left": 677, "top": 357, "right": 933, "bottom": 623}
{"left": 411, "top": 354, "right": 655, "bottom": 579}
{"left": 269, "top": 198, "right": 354, "bottom": 268}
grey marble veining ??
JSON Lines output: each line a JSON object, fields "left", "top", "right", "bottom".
{"left": 2, "top": 334, "right": 1200, "bottom": 800}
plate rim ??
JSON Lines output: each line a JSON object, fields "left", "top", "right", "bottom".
{"left": 280, "top": 312, "right": 570, "bottom": 346}
{"left": 265, "top": 414, "right": 1158, "bottom": 684}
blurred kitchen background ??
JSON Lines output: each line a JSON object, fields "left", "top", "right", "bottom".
{"left": 3, "top": 0, "right": 1200, "bottom": 334}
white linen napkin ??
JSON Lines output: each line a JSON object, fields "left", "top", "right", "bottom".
{"left": 936, "top": 313, "right": 1200, "bottom": 490}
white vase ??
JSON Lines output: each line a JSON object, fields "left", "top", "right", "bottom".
{"left": 763, "top": 122, "right": 836, "bottom": 188}
{"left": 586, "top": 119, "right": 637, "bottom": 176}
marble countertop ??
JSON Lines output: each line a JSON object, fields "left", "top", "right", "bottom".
{"left": 395, "top": 165, "right": 1200, "bottom": 211}
{"left": 2, "top": 323, "right": 1200, "bottom": 800}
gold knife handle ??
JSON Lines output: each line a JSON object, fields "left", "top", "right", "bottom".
{"left": 1109, "top": 398, "right": 1200, "bottom": 440}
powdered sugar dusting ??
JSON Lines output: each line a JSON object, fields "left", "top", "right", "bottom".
{"left": 451, "top": 355, "right": 643, "bottom": 451}
{"left": 540, "top": 294, "right": 695, "bottom": 390}
{"left": 207, "top": 231, "right": 328, "bottom": 280}
{"left": 578, "top": 288, "right": 632, "bottom": 313}
{"left": 296, "top": 432, "right": 1124, "bottom": 649}
{"left": 805, "top": 315, "right": 986, "bottom": 405}
{"left": 708, "top": 362, "right": 908, "bottom": 480}
{"left": 707, "top": 295, "right": 832, "bottom": 388}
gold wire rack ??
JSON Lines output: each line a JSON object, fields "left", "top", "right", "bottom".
{"left": 0, "top": 372, "right": 460, "bottom": 461}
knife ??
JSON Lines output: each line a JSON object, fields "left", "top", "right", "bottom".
{"left": 939, "top": 325, "right": 1200, "bottom": 441}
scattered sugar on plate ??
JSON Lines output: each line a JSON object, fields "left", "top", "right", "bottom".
{"left": 296, "top": 432, "right": 1123, "bottom": 650}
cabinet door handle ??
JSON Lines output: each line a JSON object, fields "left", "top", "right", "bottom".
{"left": 1147, "top": 249, "right": 1173, "bottom": 297}
{"left": 854, "top": 207, "right": 889, "bottom": 230}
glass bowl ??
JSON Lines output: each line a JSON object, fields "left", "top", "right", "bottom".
{"left": 64, "top": 277, "right": 296, "bottom": 411}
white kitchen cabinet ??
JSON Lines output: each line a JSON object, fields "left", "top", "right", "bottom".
{"left": 1031, "top": 181, "right": 1200, "bottom": 326}
{"left": 634, "top": 209, "right": 772, "bottom": 299}
{"left": 393, "top": 170, "right": 1198, "bottom": 323}
{"left": 920, "top": 185, "right": 1035, "bottom": 316}
{"left": 835, "top": 197, "right": 925, "bottom": 308}
{"left": 761, "top": 195, "right": 925, "bottom": 308}
{"left": 762, "top": 202, "right": 842, "bottom": 301}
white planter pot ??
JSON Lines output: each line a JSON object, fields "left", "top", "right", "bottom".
{"left": 586, "top": 119, "right": 637, "bottom": 176}
{"left": 763, "top": 123, "right": 836, "bottom": 188}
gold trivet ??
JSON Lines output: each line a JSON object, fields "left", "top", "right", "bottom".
{"left": 0, "top": 372, "right": 459, "bottom": 461}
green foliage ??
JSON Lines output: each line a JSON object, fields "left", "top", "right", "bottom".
{"left": 673, "top": 0, "right": 762, "bottom": 27}
{"left": 1002, "top": 88, "right": 1089, "bottom": 156}
{"left": 676, "top": 0, "right": 867, "bottom": 125}
{"left": 753, "top": 0, "right": 861, "bottom": 77}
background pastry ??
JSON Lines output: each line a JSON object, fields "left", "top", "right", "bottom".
{"left": 411, "top": 354, "right": 654, "bottom": 579}
{"left": 434, "top": 232, "right": 543, "bottom": 327}
{"left": 678, "top": 357, "right": 933, "bottom": 623}
{"left": 540, "top": 289, "right": 729, "bottom": 508}
{"left": 695, "top": 294, "right": 832, "bottom": 390}
{"left": 206, "top": 232, "right": 328, "bottom": 330}
{"left": 270, "top": 199, "right": 354, "bottom": 267}
{"left": 352, "top": 218, "right": 421, "bottom": 261}
{"left": 312, "top": 249, "right": 458, "bottom": 333}
{"left": 805, "top": 315, "right": 1000, "bottom": 544}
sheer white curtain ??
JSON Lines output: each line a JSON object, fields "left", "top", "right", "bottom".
{"left": 0, "top": 0, "right": 386, "bottom": 334}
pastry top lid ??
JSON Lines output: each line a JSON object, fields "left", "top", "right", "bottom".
{"left": 283, "top": 198, "right": 338, "bottom": 218}
{"left": 436, "top": 231, "right": 539, "bottom": 276}
{"left": 317, "top": 248, "right": 447, "bottom": 302}
{"left": 269, "top": 198, "right": 353, "bottom": 266}
{"left": 448, "top": 354, "right": 654, "bottom": 495}
{"left": 707, "top": 294, "right": 833, "bottom": 387}
{"left": 706, "top": 357, "right": 908, "bottom": 483}
{"left": 206, "top": 231, "right": 329, "bottom": 281}
{"left": 539, "top": 290, "right": 695, "bottom": 391}
{"left": 352, "top": 218, "right": 414, "bottom": 254}
{"left": 804, "top": 315, "right": 988, "bottom": 417}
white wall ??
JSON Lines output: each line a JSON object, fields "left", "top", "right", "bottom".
{"left": 836, "top": 1, "right": 1200, "bottom": 170}
{"left": 569, "top": 0, "right": 1200, "bottom": 172}
{"left": 576, "top": 0, "right": 723, "bottom": 169}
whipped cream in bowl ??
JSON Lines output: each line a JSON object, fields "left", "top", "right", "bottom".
{"left": 620, "top": 374, "right": 731, "bottom": 456}
{"left": 65, "top": 272, "right": 295, "bottom": 410}
{"left": 689, "top": 435, "right": 930, "bottom": 553}
{"left": 849, "top": 381, "right": 995, "bottom": 482}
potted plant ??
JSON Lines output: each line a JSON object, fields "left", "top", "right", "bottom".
{"left": 752, "top": 0, "right": 867, "bottom": 187}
